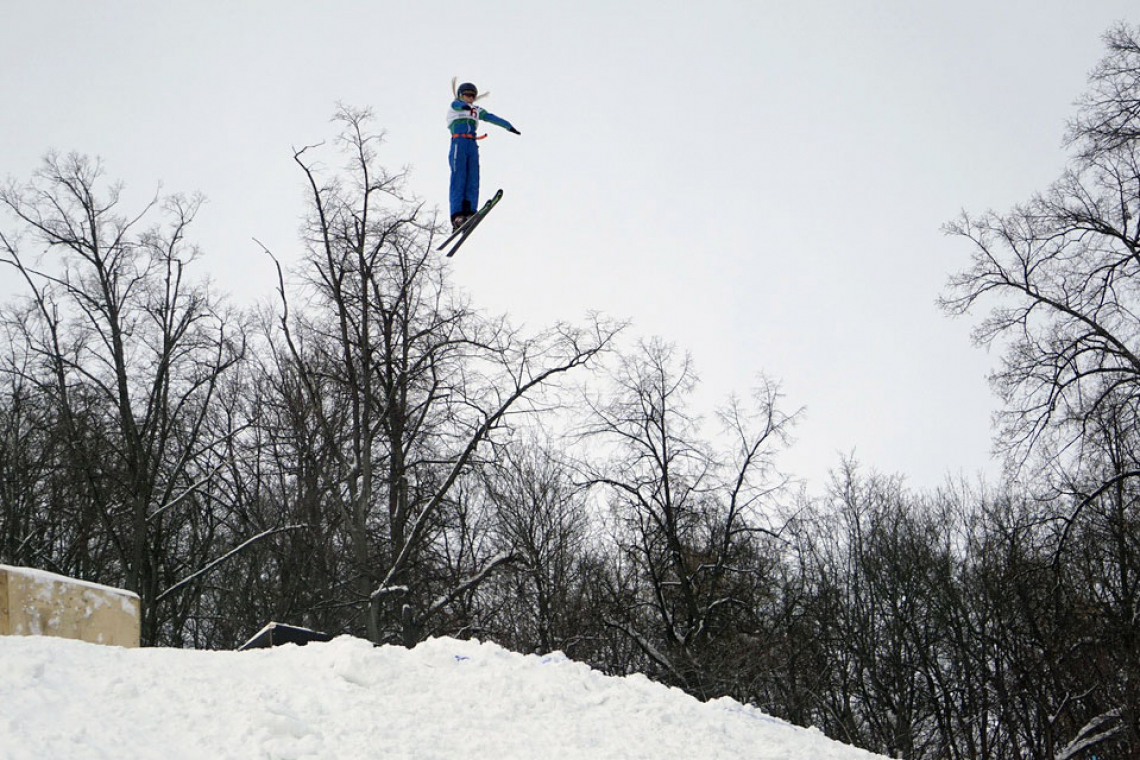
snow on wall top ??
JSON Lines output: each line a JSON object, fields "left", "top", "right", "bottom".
{"left": 1, "top": 564, "right": 140, "bottom": 601}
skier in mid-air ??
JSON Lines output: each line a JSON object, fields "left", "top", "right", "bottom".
{"left": 448, "top": 81, "right": 520, "bottom": 231}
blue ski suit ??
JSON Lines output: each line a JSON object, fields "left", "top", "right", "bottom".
{"left": 448, "top": 100, "right": 517, "bottom": 218}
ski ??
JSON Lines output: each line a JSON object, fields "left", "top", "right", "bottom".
{"left": 436, "top": 209, "right": 482, "bottom": 251}
{"left": 438, "top": 189, "right": 503, "bottom": 258}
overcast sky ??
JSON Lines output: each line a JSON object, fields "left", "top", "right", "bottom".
{"left": 2, "top": 1, "right": 1137, "bottom": 491}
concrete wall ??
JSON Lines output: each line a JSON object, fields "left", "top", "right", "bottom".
{"left": 0, "top": 564, "right": 140, "bottom": 648}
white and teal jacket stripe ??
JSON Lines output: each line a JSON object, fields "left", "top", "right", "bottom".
{"left": 447, "top": 101, "right": 517, "bottom": 218}
{"left": 447, "top": 100, "right": 515, "bottom": 136}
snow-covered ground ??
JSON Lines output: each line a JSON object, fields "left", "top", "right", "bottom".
{"left": 0, "top": 634, "right": 891, "bottom": 759}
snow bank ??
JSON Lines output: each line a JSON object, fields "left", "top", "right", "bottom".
{"left": 0, "top": 634, "right": 892, "bottom": 759}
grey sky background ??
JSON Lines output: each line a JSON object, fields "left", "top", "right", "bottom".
{"left": 2, "top": 1, "right": 1136, "bottom": 491}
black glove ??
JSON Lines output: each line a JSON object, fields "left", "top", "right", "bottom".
{"left": 509, "top": 127, "right": 521, "bottom": 135}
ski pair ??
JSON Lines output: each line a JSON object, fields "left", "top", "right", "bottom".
{"left": 438, "top": 189, "right": 503, "bottom": 258}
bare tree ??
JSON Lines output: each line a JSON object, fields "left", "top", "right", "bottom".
{"left": 582, "top": 337, "right": 797, "bottom": 697}
{"left": 942, "top": 24, "right": 1140, "bottom": 478}
{"left": 0, "top": 153, "right": 246, "bottom": 643}
{"left": 942, "top": 23, "right": 1140, "bottom": 756}
{"left": 481, "top": 434, "right": 592, "bottom": 654}
{"left": 0, "top": 329, "right": 59, "bottom": 568}
{"left": 267, "top": 107, "right": 621, "bottom": 646}
{"left": 1069, "top": 23, "right": 1140, "bottom": 159}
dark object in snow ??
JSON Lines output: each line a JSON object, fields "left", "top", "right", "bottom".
{"left": 238, "top": 622, "right": 333, "bottom": 651}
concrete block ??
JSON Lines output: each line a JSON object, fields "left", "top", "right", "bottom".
{"left": 0, "top": 564, "right": 140, "bottom": 648}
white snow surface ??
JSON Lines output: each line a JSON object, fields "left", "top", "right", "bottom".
{"left": 0, "top": 634, "right": 892, "bottom": 760}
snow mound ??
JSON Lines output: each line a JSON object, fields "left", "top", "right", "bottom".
{"left": 0, "top": 634, "right": 891, "bottom": 759}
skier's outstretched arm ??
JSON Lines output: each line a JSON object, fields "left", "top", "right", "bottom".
{"left": 479, "top": 108, "right": 521, "bottom": 135}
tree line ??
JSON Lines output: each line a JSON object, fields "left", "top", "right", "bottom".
{"left": 2, "top": 23, "right": 1139, "bottom": 760}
